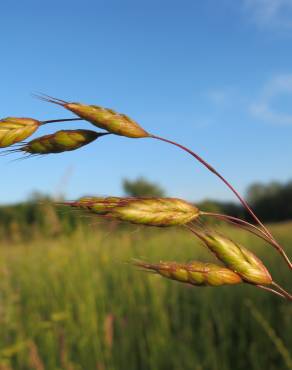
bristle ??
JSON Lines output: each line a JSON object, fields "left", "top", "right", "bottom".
{"left": 33, "top": 92, "right": 68, "bottom": 106}
{"left": 0, "top": 148, "right": 21, "bottom": 156}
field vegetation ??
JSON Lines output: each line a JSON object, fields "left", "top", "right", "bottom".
{"left": 0, "top": 221, "right": 291, "bottom": 370}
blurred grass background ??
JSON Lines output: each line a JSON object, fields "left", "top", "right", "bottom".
{"left": 0, "top": 221, "right": 291, "bottom": 370}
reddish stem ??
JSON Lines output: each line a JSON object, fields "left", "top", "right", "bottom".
{"left": 150, "top": 134, "right": 292, "bottom": 269}
{"left": 201, "top": 211, "right": 269, "bottom": 238}
{"left": 200, "top": 218, "right": 271, "bottom": 245}
{"left": 271, "top": 282, "right": 292, "bottom": 301}
{"left": 255, "top": 285, "right": 286, "bottom": 299}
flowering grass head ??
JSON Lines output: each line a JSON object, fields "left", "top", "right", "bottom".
{"left": 0, "top": 117, "right": 40, "bottom": 148}
{"left": 192, "top": 228, "right": 272, "bottom": 285}
{"left": 63, "top": 197, "right": 200, "bottom": 227}
{"left": 36, "top": 94, "right": 149, "bottom": 138}
{"left": 12, "top": 129, "right": 107, "bottom": 156}
{"left": 134, "top": 260, "right": 242, "bottom": 286}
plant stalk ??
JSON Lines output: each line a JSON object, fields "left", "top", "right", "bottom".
{"left": 272, "top": 282, "right": 292, "bottom": 301}
{"left": 255, "top": 284, "right": 286, "bottom": 299}
{"left": 201, "top": 211, "right": 269, "bottom": 239}
{"left": 150, "top": 134, "right": 292, "bottom": 269}
{"left": 41, "top": 118, "right": 83, "bottom": 125}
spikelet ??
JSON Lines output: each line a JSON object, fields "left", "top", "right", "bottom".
{"left": 134, "top": 260, "right": 242, "bottom": 286}
{"left": 192, "top": 229, "right": 272, "bottom": 285}
{"left": 36, "top": 94, "right": 149, "bottom": 138}
{"left": 67, "top": 196, "right": 123, "bottom": 214}
{"left": 0, "top": 117, "right": 40, "bottom": 148}
{"left": 17, "top": 129, "right": 107, "bottom": 155}
{"left": 63, "top": 197, "right": 200, "bottom": 226}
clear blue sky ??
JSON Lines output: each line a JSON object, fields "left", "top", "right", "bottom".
{"left": 1, "top": 0, "right": 292, "bottom": 204}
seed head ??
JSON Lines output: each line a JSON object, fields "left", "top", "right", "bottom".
{"left": 68, "top": 196, "right": 122, "bottom": 214}
{"left": 63, "top": 197, "right": 200, "bottom": 227}
{"left": 109, "top": 198, "right": 200, "bottom": 226}
{"left": 36, "top": 94, "right": 149, "bottom": 138}
{"left": 0, "top": 117, "right": 40, "bottom": 148}
{"left": 192, "top": 229, "right": 272, "bottom": 285}
{"left": 19, "top": 129, "right": 106, "bottom": 155}
{"left": 134, "top": 260, "right": 242, "bottom": 286}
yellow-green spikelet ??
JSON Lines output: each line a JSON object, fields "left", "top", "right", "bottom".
{"left": 134, "top": 260, "right": 242, "bottom": 286}
{"left": 22, "top": 129, "right": 102, "bottom": 154}
{"left": 64, "top": 197, "right": 200, "bottom": 226}
{"left": 64, "top": 103, "right": 149, "bottom": 138}
{"left": 110, "top": 198, "right": 200, "bottom": 226}
{"left": 0, "top": 117, "right": 40, "bottom": 148}
{"left": 66, "top": 103, "right": 149, "bottom": 138}
{"left": 69, "top": 197, "right": 123, "bottom": 215}
{"left": 37, "top": 95, "right": 149, "bottom": 138}
{"left": 194, "top": 230, "right": 272, "bottom": 285}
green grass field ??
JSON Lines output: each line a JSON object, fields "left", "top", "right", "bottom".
{"left": 0, "top": 222, "right": 291, "bottom": 370}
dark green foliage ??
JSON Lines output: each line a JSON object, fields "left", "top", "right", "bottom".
{"left": 198, "top": 179, "right": 292, "bottom": 223}
{"left": 0, "top": 194, "right": 82, "bottom": 242}
{"left": 198, "top": 200, "right": 245, "bottom": 219}
{"left": 0, "top": 225, "right": 291, "bottom": 370}
{"left": 123, "top": 177, "right": 166, "bottom": 197}
{"left": 247, "top": 180, "right": 292, "bottom": 222}
{"left": 1, "top": 177, "right": 292, "bottom": 243}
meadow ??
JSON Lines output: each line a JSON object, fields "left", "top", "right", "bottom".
{"left": 0, "top": 222, "right": 291, "bottom": 370}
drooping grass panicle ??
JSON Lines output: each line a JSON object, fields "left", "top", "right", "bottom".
{"left": 62, "top": 197, "right": 200, "bottom": 227}
{"left": 2, "top": 94, "right": 290, "bottom": 302}
{"left": 35, "top": 93, "right": 149, "bottom": 138}
{"left": 150, "top": 135, "right": 292, "bottom": 270}
{"left": 133, "top": 259, "right": 242, "bottom": 286}
{"left": 7, "top": 129, "right": 109, "bottom": 156}
{"left": 34, "top": 96, "right": 292, "bottom": 269}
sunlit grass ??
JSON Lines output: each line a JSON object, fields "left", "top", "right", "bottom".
{"left": 0, "top": 223, "right": 291, "bottom": 370}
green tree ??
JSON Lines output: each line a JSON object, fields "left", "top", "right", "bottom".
{"left": 246, "top": 180, "right": 292, "bottom": 222}
{"left": 123, "top": 177, "right": 165, "bottom": 197}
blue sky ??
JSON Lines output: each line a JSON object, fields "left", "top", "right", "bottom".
{"left": 1, "top": 0, "right": 292, "bottom": 203}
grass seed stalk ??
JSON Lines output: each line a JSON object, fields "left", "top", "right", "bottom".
{"left": 63, "top": 197, "right": 200, "bottom": 227}
{"left": 0, "top": 117, "right": 82, "bottom": 148}
{"left": 10, "top": 129, "right": 109, "bottom": 156}
{"left": 1, "top": 93, "right": 291, "bottom": 300}
{"left": 133, "top": 260, "right": 243, "bottom": 286}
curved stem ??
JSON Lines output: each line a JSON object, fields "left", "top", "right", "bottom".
{"left": 199, "top": 217, "right": 272, "bottom": 245}
{"left": 272, "top": 282, "right": 292, "bottom": 301}
{"left": 150, "top": 134, "right": 292, "bottom": 269}
{"left": 201, "top": 211, "right": 270, "bottom": 239}
{"left": 255, "top": 284, "right": 286, "bottom": 299}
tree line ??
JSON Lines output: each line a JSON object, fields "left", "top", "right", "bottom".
{"left": 0, "top": 177, "right": 291, "bottom": 242}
